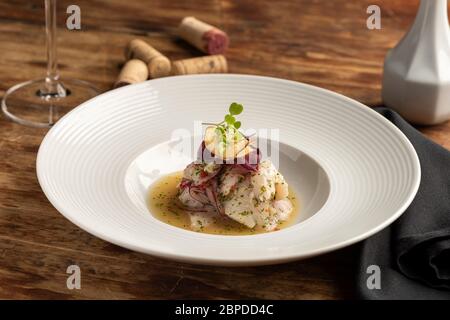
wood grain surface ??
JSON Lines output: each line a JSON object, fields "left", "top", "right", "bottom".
{"left": 0, "top": 0, "right": 448, "bottom": 299}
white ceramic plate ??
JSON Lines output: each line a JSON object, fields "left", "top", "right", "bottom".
{"left": 37, "top": 74, "right": 420, "bottom": 266}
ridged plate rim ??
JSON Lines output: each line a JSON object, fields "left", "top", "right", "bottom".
{"left": 36, "top": 74, "right": 421, "bottom": 266}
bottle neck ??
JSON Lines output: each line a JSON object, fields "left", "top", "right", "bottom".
{"left": 414, "top": 0, "right": 449, "bottom": 32}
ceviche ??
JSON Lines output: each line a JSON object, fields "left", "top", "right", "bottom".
{"left": 148, "top": 103, "right": 298, "bottom": 235}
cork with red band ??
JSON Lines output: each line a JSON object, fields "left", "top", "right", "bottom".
{"left": 178, "top": 17, "right": 229, "bottom": 55}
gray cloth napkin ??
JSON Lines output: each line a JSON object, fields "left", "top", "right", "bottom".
{"left": 356, "top": 108, "right": 450, "bottom": 300}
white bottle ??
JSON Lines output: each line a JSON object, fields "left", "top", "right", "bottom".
{"left": 382, "top": 0, "right": 450, "bottom": 125}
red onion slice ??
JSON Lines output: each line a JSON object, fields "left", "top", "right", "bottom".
{"left": 189, "top": 185, "right": 211, "bottom": 204}
{"left": 205, "top": 181, "right": 224, "bottom": 215}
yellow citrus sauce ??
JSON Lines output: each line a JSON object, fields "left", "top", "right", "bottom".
{"left": 147, "top": 171, "right": 300, "bottom": 235}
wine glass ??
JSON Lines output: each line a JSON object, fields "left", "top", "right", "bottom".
{"left": 1, "top": 0, "right": 99, "bottom": 128}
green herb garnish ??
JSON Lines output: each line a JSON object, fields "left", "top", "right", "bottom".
{"left": 201, "top": 103, "right": 248, "bottom": 159}
{"left": 204, "top": 102, "right": 244, "bottom": 130}
{"left": 225, "top": 102, "right": 243, "bottom": 129}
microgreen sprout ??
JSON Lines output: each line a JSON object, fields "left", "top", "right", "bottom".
{"left": 226, "top": 102, "right": 243, "bottom": 129}
{"left": 202, "top": 103, "right": 246, "bottom": 155}
{"left": 202, "top": 102, "right": 244, "bottom": 132}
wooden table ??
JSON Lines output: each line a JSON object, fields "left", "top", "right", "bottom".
{"left": 0, "top": 0, "right": 448, "bottom": 299}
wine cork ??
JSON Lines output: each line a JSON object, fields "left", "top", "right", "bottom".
{"left": 172, "top": 55, "right": 228, "bottom": 75}
{"left": 178, "top": 17, "right": 229, "bottom": 54}
{"left": 126, "top": 39, "right": 171, "bottom": 78}
{"left": 114, "top": 59, "right": 148, "bottom": 88}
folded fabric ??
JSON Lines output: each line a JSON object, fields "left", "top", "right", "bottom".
{"left": 356, "top": 107, "right": 450, "bottom": 300}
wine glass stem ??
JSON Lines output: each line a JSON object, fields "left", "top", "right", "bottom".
{"left": 44, "top": 0, "right": 61, "bottom": 94}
